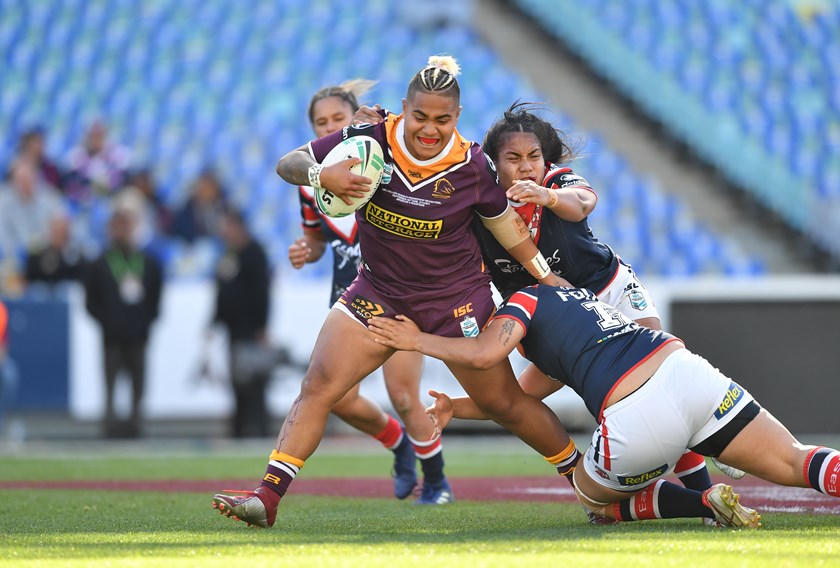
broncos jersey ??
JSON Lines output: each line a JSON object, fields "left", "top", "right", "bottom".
{"left": 309, "top": 111, "right": 506, "bottom": 298}
{"left": 494, "top": 285, "right": 679, "bottom": 420}
{"left": 298, "top": 185, "right": 361, "bottom": 306}
{"left": 473, "top": 164, "right": 617, "bottom": 300}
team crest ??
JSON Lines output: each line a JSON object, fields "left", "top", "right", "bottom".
{"left": 432, "top": 178, "right": 455, "bottom": 199}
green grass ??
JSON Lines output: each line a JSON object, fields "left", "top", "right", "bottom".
{"left": 1, "top": 441, "right": 839, "bottom": 567}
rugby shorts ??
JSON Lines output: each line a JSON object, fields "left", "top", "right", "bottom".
{"left": 582, "top": 348, "right": 757, "bottom": 492}
{"left": 334, "top": 271, "right": 496, "bottom": 338}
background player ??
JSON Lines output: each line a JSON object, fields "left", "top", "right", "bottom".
{"left": 289, "top": 80, "right": 446, "bottom": 502}
{"left": 368, "top": 284, "right": 840, "bottom": 527}
{"left": 212, "top": 55, "right": 570, "bottom": 528}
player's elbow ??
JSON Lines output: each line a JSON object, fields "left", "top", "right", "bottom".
{"left": 472, "top": 348, "right": 505, "bottom": 370}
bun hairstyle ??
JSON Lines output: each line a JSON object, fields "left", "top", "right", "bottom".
{"left": 407, "top": 55, "right": 461, "bottom": 101}
{"left": 308, "top": 79, "right": 379, "bottom": 125}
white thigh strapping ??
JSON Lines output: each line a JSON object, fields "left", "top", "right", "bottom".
{"left": 582, "top": 349, "right": 754, "bottom": 492}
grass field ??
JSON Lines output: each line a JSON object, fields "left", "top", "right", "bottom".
{"left": 1, "top": 435, "right": 838, "bottom": 567}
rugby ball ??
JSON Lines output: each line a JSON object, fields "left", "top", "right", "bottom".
{"left": 314, "top": 135, "right": 386, "bottom": 218}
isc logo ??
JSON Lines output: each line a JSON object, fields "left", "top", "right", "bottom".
{"left": 453, "top": 303, "right": 473, "bottom": 318}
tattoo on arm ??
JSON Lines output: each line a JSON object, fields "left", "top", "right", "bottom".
{"left": 498, "top": 319, "right": 516, "bottom": 347}
{"left": 278, "top": 151, "right": 316, "bottom": 185}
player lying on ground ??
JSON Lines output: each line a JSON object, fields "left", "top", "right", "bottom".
{"left": 368, "top": 284, "right": 840, "bottom": 526}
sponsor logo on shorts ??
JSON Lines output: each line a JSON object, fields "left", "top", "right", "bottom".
{"left": 365, "top": 203, "right": 443, "bottom": 239}
{"left": 350, "top": 295, "right": 385, "bottom": 319}
{"left": 460, "top": 316, "right": 479, "bottom": 337}
{"left": 594, "top": 466, "right": 611, "bottom": 480}
{"left": 432, "top": 178, "right": 455, "bottom": 199}
{"left": 714, "top": 382, "right": 744, "bottom": 420}
{"left": 453, "top": 303, "right": 474, "bottom": 318}
{"left": 629, "top": 290, "right": 648, "bottom": 311}
{"left": 618, "top": 464, "right": 668, "bottom": 486}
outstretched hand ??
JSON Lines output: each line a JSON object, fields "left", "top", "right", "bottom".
{"left": 425, "top": 389, "right": 454, "bottom": 440}
{"left": 288, "top": 238, "right": 311, "bottom": 269}
{"left": 351, "top": 104, "right": 384, "bottom": 126}
{"left": 367, "top": 314, "right": 422, "bottom": 351}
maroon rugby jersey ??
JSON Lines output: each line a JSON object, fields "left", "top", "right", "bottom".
{"left": 308, "top": 112, "right": 507, "bottom": 297}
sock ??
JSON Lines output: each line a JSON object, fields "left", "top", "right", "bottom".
{"left": 613, "top": 480, "right": 712, "bottom": 521}
{"left": 674, "top": 450, "right": 712, "bottom": 491}
{"left": 804, "top": 446, "right": 840, "bottom": 497}
{"left": 374, "top": 415, "right": 404, "bottom": 450}
{"left": 260, "top": 450, "right": 305, "bottom": 498}
{"left": 544, "top": 440, "right": 581, "bottom": 488}
{"left": 408, "top": 433, "right": 444, "bottom": 485}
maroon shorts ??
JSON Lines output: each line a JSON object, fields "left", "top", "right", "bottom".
{"left": 335, "top": 271, "right": 496, "bottom": 338}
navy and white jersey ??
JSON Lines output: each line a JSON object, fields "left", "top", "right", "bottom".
{"left": 473, "top": 164, "right": 617, "bottom": 300}
{"left": 493, "top": 285, "right": 680, "bottom": 419}
{"left": 298, "top": 185, "right": 361, "bottom": 306}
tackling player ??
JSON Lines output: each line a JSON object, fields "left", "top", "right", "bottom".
{"left": 478, "top": 103, "right": 743, "bottom": 496}
{"left": 367, "top": 284, "right": 840, "bottom": 527}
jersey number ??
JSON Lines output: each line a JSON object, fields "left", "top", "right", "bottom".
{"left": 582, "top": 300, "right": 629, "bottom": 331}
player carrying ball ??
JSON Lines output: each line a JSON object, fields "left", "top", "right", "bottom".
{"left": 211, "top": 55, "right": 572, "bottom": 528}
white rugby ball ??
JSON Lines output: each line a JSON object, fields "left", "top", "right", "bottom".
{"left": 315, "top": 135, "right": 386, "bottom": 218}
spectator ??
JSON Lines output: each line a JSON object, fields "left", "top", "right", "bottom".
{"left": 210, "top": 209, "right": 272, "bottom": 438}
{"left": 172, "top": 169, "right": 228, "bottom": 243}
{"left": 65, "top": 121, "right": 132, "bottom": 203}
{"left": 13, "top": 127, "right": 64, "bottom": 191}
{"left": 84, "top": 205, "right": 163, "bottom": 439}
{"left": 0, "top": 159, "right": 66, "bottom": 293}
{"left": 125, "top": 168, "right": 173, "bottom": 239}
{"left": 24, "top": 214, "right": 85, "bottom": 291}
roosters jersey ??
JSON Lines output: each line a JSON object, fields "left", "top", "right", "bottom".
{"left": 298, "top": 186, "right": 361, "bottom": 305}
{"left": 474, "top": 164, "right": 617, "bottom": 300}
{"left": 494, "top": 285, "right": 679, "bottom": 419}
{"left": 309, "top": 111, "right": 507, "bottom": 298}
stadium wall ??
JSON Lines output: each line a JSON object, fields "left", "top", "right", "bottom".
{"left": 7, "top": 275, "right": 839, "bottom": 434}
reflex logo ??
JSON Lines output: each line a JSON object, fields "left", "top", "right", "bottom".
{"left": 618, "top": 464, "right": 667, "bottom": 486}
{"left": 714, "top": 382, "right": 744, "bottom": 420}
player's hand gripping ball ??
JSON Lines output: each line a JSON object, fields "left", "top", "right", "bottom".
{"left": 315, "top": 135, "right": 390, "bottom": 218}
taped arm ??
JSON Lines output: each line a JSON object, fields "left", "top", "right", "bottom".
{"left": 479, "top": 206, "right": 565, "bottom": 286}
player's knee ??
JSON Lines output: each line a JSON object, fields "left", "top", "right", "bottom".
{"left": 573, "top": 481, "right": 613, "bottom": 519}
{"left": 474, "top": 396, "right": 517, "bottom": 422}
{"left": 388, "top": 390, "right": 416, "bottom": 416}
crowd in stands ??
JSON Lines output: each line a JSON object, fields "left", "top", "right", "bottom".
{"left": 0, "top": 122, "right": 235, "bottom": 297}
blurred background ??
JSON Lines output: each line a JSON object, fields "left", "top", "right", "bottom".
{"left": 0, "top": 0, "right": 838, "bottom": 444}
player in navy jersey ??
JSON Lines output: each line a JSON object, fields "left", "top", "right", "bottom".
{"left": 289, "top": 80, "right": 448, "bottom": 503}
{"left": 367, "top": 284, "right": 840, "bottom": 527}
{"left": 212, "top": 55, "right": 571, "bottom": 528}
{"left": 479, "top": 102, "right": 743, "bottom": 498}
